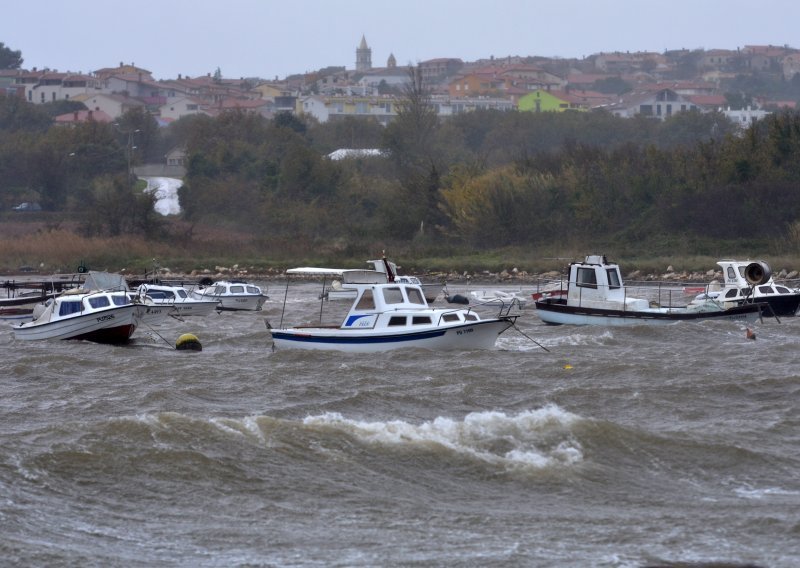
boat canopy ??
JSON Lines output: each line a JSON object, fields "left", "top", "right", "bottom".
{"left": 82, "top": 271, "right": 130, "bottom": 292}
{"left": 286, "top": 267, "right": 388, "bottom": 285}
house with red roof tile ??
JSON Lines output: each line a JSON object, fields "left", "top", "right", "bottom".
{"left": 72, "top": 93, "right": 146, "bottom": 120}
{"left": 684, "top": 94, "right": 727, "bottom": 111}
{"left": 54, "top": 109, "right": 113, "bottom": 125}
{"left": 16, "top": 70, "right": 99, "bottom": 104}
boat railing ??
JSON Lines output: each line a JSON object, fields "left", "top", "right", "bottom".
{"left": 541, "top": 277, "right": 721, "bottom": 311}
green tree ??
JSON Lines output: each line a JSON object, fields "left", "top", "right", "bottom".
{"left": 0, "top": 42, "right": 23, "bottom": 69}
{"left": 382, "top": 65, "right": 445, "bottom": 237}
{"left": 0, "top": 93, "right": 51, "bottom": 132}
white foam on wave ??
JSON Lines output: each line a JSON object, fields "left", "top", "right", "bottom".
{"left": 551, "top": 329, "right": 614, "bottom": 347}
{"left": 734, "top": 485, "right": 800, "bottom": 500}
{"left": 302, "top": 404, "right": 584, "bottom": 470}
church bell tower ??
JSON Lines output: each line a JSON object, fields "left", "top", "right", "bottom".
{"left": 356, "top": 35, "right": 372, "bottom": 72}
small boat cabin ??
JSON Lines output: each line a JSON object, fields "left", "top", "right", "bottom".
{"left": 566, "top": 255, "right": 650, "bottom": 311}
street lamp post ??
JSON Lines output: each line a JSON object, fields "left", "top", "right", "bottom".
{"left": 114, "top": 123, "right": 140, "bottom": 186}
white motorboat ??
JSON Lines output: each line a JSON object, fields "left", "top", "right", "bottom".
{"left": 323, "top": 258, "right": 441, "bottom": 304}
{"left": 534, "top": 255, "right": 763, "bottom": 326}
{"left": 708, "top": 259, "right": 800, "bottom": 317}
{"left": 469, "top": 289, "right": 528, "bottom": 309}
{"left": 191, "top": 280, "right": 268, "bottom": 311}
{"left": 136, "top": 283, "right": 220, "bottom": 316}
{"left": 13, "top": 287, "right": 138, "bottom": 343}
{"left": 268, "top": 259, "right": 517, "bottom": 353}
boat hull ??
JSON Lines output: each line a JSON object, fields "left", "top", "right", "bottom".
{"left": 192, "top": 293, "right": 265, "bottom": 311}
{"left": 13, "top": 305, "right": 138, "bottom": 343}
{"left": 270, "top": 319, "right": 514, "bottom": 353}
{"left": 169, "top": 300, "right": 220, "bottom": 317}
{"left": 735, "top": 296, "right": 800, "bottom": 317}
{"left": 217, "top": 295, "right": 267, "bottom": 311}
{"left": 535, "top": 299, "right": 762, "bottom": 326}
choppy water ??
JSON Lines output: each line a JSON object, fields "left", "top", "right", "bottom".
{"left": 2, "top": 282, "right": 799, "bottom": 567}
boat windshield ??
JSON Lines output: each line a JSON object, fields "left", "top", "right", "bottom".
{"left": 382, "top": 287, "right": 404, "bottom": 305}
{"left": 230, "top": 285, "right": 245, "bottom": 293}
{"left": 148, "top": 290, "right": 174, "bottom": 300}
{"left": 576, "top": 267, "right": 598, "bottom": 289}
{"left": 112, "top": 295, "right": 131, "bottom": 306}
{"left": 406, "top": 288, "right": 425, "bottom": 305}
{"left": 355, "top": 289, "right": 375, "bottom": 310}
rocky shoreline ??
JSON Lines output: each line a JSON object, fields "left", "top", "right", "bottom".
{"left": 120, "top": 262, "right": 800, "bottom": 287}
{"left": 6, "top": 259, "right": 800, "bottom": 288}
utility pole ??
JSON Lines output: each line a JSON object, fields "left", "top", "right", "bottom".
{"left": 114, "top": 123, "right": 140, "bottom": 187}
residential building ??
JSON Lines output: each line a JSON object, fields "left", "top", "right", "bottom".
{"left": 159, "top": 97, "right": 208, "bottom": 121}
{"left": 602, "top": 88, "right": 699, "bottom": 119}
{"left": 73, "top": 92, "right": 146, "bottom": 120}
{"left": 518, "top": 89, "right": 613, "bottom": 112}
{"left": 722, "top": 106, "right": 771, "bottom": 129}
{"left": 296, "top": 94, "right": 395, "bottom": 124}
{"left": 419, "top": 58, "right": 464, "bottom": 83}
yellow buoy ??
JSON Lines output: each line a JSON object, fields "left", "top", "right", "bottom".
{"left": 176, "top": 333, "right": 202, "bottom": 351}
{"left": 563, "top": 364, "right": 573, "bottom": 370}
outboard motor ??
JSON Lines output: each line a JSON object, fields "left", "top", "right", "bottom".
{"left": 445, "top": 293, "right": 470, "bottom": 305}
{"left": 744, "top": 261, "right": 771, "bottom": 286}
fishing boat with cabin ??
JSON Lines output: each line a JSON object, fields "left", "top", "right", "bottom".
{"left": 534, "top": 255, "right": 763, "bottom": 326}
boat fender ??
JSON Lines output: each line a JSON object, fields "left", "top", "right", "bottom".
{"left": 176, "top": 333, "right": 202, "bottom": 351}
{"left": 744, "top": 261, "right": 771, "bottom": 286}
{"left": 446, "top": 294, "right": 469, "bottom": 305}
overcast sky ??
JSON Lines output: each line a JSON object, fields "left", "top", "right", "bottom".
{"left": 4, "top": 0, "right": 798, "bottom": 80}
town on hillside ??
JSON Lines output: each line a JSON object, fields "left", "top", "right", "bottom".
{"left": 2, "top": 37, "right": 799, "bottom": 137}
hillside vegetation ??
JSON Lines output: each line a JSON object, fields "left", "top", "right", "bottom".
{"left": 3, "top": 91, "right": 800, "bottom": 276}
